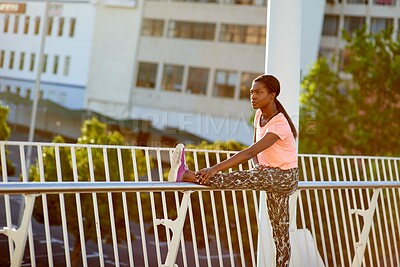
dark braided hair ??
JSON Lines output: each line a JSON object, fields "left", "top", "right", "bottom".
{"left": 253, "top": 74, "right": 298, "bottom": 139}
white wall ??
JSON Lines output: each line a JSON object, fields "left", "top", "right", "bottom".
{"left": 85, "top": 0, "right": 143, "bottom": 117}
{"left": 300, "top": 0, "right": 325, "bottom": 78}
{"left": 134, "top": 38, "right": 264, "bottom": 116}
{"left": 123, "top": 2, "right": 267, "bottom": 144}
{"left": 0, "top": 1, "right": 96, "bottom": 109}
{"left": 130, "top": 105, "right": 255, "bottom": 145}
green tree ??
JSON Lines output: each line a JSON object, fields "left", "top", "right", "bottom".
{"left": 300, "top": 26, "right": 400, "bottom": 156}
{"left": 0, "top": 104, "right": 16, "bottom": 176}
{"left": 299, "top": 57, "right": 349, "bottom": 154}
{"left": 30, "top": 117, "right": 150, "bottom": 266}
{"left": 299, "top": 26, "right": 400, "bottom": 264}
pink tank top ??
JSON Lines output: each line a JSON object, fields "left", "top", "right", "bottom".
{"left": 253, "top": 109, "right": 298, "bottom": 170}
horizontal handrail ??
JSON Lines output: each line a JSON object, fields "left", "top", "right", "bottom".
{"left": 1, "top": 181, "right": 400, "bottom": 194}
{"left": 1, "top": 141, "right": 400, "bottom": 160}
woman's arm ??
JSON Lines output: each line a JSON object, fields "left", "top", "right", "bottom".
{"left": 252, "top": 128, "right": 259, "bottom": 166}
{"left": 196, "top": 132, "right": 279, "bottom": 183}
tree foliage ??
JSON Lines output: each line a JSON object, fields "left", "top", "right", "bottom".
{"left": 0, "top": 104, "right": 16, "bottom": 176}
{"left": 299, "top": 26, "right": 400, "bottom": 156}
{"left": 299, "top": 27, "right": 400, "bottom": 264}
{"left": 30, "top": 117, "right": 150, "bottom": 266}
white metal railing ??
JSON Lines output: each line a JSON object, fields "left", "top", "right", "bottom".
{"left": 0, "top": 141, "right": 399, "bottom": 267}
{"left": 1, "top": 181, "right": 400, "bottom": 267}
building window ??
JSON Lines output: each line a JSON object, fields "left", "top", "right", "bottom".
{"left": 34, "top": 17, "right": 40, "bottom": 35}
{"left": 69, "top": 18, "right": 76, "bottom": 37}
{"left": 136, "top": 62, "right": 158, "bottom": 89}
{"left": 213, "top": 70, "right": 237, "bottom": 98}
{"left": 42, "top": 54, "right": 48, "bottom": 73}
{"left": 220, "top": 24, "right": 265, "bottom": 45}
{"left": 245, "top": 25, "right": 265, "bottom": 45}
{"left": 19, "top": 52, "right": 25, "bottom": 70}
{"left": 374, "top": 0, "right": 393, "bottom": 4}
{"left": 24, "top": 16, "right": 30, "bottom": 34}
{"left": 398, "top": 19, "right": 400, "bottom": 37}
{"left": 220, "top": 24, "right": 245, "bottom": 43}
{"left": 64, "top": 56, "right": 70, "bottom": 76}
{"left": 9, "top": 51, "right": 15, "bottom": 69}
{"left": 13, "top": 15, "right": 19, "bottom": 33}
{"left": 0, "top": 51, "right": 4, "bottom": 68}
{"left": 162, "top": 64, "right": 184, "bottom": 92}
{"left": 343, "top": 16, "right": 365, "bottom": 35}
{"left": 370, "top": 17, "right": 393, "bottom": 34}
{"left": 186, "top": 67, "right": 209, "bottom": 95}
{"left": 47, "top": 17, "right": 53, "bottom": 35}
{"left": 347, "top": 0, "right": 367, "bottom": 4}
{"left": 4, "top": 15, "right": 9, "bottom": 33}
{"left": 322, "top": 15, "right": 339, "bottom": 36}
{"left": 240, "top": 72, "right": 258, "bottom": 99}
{"left": 339, "top": 49, "right": 351, "bottom": 72}
{"left": 58, "top": 17, "right": 64, "bottom": 36}
{"left": 226, "top": 0, "right": 255, "bottom": 4}
{"left": 142, "top": 19, "right": 164, "bottom": 36}
{"left": 168, "top": 21, "right": 215, "bottom": 41}
{"left": 172, "top": 0, "right": 217, "bottom": 2}
{"left": 53, "top": 55, "right": 59, "bottom": 74}
{"left": 30, "top": 53, "right": 35, "bottom": 71}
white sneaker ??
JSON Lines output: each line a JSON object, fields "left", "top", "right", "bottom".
{"left": 168, "top": 143, "right": 187, "bottom": 182}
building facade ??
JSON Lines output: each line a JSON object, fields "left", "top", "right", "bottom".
{"left": 0, "top": 0, "right": 95, "bottom": 109}
{"left": 321, "top": 0, "right": 399, "bottom": 70}
{"left": 84, "top": 0, "right": 269, "bottom": 145}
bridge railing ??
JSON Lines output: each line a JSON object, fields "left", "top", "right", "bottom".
{"left": 0, "top": 141, "right": 399, "bottom": 267}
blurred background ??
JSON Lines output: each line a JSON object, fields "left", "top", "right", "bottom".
{"left": 1, "top": 1, "right": 400, "bottom": 266}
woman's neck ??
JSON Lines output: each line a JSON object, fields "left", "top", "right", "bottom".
{"left": 260, "top": 105, "right": 278, "bottom": 121}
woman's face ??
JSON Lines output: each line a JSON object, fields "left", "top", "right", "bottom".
{"left": 250, "top": 81, "right": 275, "bottom": 109}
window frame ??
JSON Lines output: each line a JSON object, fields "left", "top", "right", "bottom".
{"left": 213, "top": 69, "right": 238, "bottom": 98}
{"left": 136, "top": 62, "right": 158, "bottom": 89}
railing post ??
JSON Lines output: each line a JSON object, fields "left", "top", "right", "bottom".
{"left": 156, "top": 190, "right": 193, "bottom": 267}
{"left": 351, "top": 189, "right": 381, "bottom": 267}
{"left": 0, "top": 194, "right": 36, "bottom": 267}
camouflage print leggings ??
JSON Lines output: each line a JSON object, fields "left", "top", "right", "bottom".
{"left": 199, "top": 166, "right": 299, "bottom": 267}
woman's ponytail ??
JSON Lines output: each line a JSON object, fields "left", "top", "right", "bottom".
{"left": 275, "top": 99, "right": 297, "bottom": 139}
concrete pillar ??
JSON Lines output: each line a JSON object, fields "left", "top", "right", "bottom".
{"left": 257, "top": 0, "right": 302, "bottom": 266}
{"left": 265, "top": 0, "right": 302, "bottom": 127}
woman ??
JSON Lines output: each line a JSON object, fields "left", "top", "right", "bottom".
{"left": 168, "top": 74, "right": 299, "bottom": 267}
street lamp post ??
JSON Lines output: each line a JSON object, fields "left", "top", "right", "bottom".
{"left": 26, "top": 0, "right": 50, "bottom": 169}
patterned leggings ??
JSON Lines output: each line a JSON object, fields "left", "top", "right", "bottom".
{"left": 199, "top": 166, "right": 299, "bottom": 267}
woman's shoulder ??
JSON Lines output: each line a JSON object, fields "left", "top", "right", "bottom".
{"left": 268, "top": 113, "right": 292, "bottom": 136}
{"left": 270, "top": 112, "right": 286, "bottom": 124}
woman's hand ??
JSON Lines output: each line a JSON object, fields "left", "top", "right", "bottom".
{"left": 195, "top": 167, "right": 218, "bottom": 184}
